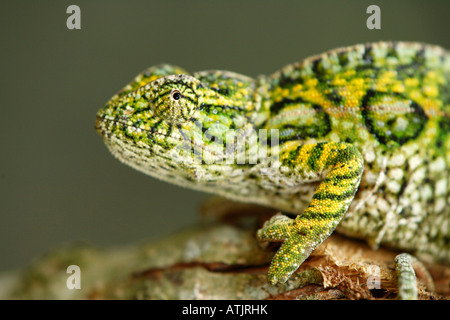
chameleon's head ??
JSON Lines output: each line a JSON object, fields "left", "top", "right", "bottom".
{"left": 96, "top": 64, "right": 258, "bottom": 186}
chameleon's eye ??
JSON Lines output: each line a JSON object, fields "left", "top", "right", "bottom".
{"left": 171, "top": 89, "right": 182, "bottom": 101}
{"left": 150, "top": 75, "right": 200, "bottom": 124}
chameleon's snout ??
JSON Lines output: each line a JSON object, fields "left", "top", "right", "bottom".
{"left": 95, "top": 112, "right": 108, "bottom": 137}
{"left": 95, "top": 115, "right": 101, "bottom": 131}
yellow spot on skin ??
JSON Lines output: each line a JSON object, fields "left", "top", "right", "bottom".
{"left": 342, "top": 69, "right": 356, "bottom": 78}
{"left": 383, "top": 70, "right": 397, "bottom": 78}
{"left": 405, "top": 78, "right": 419, "bottom": 87}
{"left": 305, "top": 78, "right": 318, "bottom": 87}
{"left": 392, "top": 83, "right": 405, "bottom": 93}
{"left": 350, "top": 78, "right": 365, "bottom": 88}
{"left": 292, "top": 83, "right": 304, "bottom": 92}
{"left": 410, "top": 90, "right": 422, "bottom": 100}
{"left": 423, "top": 85, "right": 438, "bottom": 97}
{"left": 425, "top": 71, "right": 437, "bottom": 80}
{"left": 332, "top": 77, "right": 347, "bottom": 86}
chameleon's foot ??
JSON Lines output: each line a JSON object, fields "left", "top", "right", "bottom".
{"left": 257, "top": 214, "right": 318, "bottom": 285}
{"left": 394, "top": 253, "right": 435, "bottom": 300}
{"left": 394, "top": 253, "right": 418, "bottom": 300}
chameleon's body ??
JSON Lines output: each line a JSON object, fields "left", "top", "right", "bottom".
{"left": 96, "top": 42, "right": 450, "bottom": 292}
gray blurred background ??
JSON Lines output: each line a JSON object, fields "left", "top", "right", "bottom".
{"left": 1, "top": 0, "right": 449, "bottom": 271}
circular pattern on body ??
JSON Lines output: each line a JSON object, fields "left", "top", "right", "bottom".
{"left": 361, "top": 90, "right": 428, "bottom": 146}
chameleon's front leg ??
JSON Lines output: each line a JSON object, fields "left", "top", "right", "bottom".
{"left": 257, "top": 142, "right": 364, "bottom": 284}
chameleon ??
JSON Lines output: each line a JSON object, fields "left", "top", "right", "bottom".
{"left": 96, "top": 42, "right": 450, "bottom": 299}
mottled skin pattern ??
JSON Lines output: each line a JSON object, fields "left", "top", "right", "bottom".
{"left": 96, "top": 42, "right": 450, "bottom": 290}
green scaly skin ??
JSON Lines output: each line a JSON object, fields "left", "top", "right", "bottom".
{"left": 96, "top": 42, "right": 450, "bottom": 298}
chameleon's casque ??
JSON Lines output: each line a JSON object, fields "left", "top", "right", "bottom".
{"left": 96, "top": 42, "right": 450, "bottom": 287}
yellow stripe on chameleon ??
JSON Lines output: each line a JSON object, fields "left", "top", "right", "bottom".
{"left": 279, "top": 140, "right": 303, "bottom": 156}
{"left": 298, "top": 89, "right": 335, "bottom": 109}
{"left": 296, "top": 144, "right": 317, "bottom": 167}
{"left": 317, "top": 143, "right": 338, "bottom": 170}
{"left": 308, "top": 197, "right": 342, "bottom": 211}
{"left": 295, "top": 217, "right": 335, "bottom": 230}
{"left": 272, "top": 87, "right": 291, "bottom": 103}
{"left": 315, "top": 182, "right": 352, "bottom": 196}
{"left": 331, "top": 75, "right": 347, "bottom": 86}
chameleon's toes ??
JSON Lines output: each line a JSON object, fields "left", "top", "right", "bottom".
{"left": 268, "top": 267, "right": 291, "bottom": 285}
{"left": 268, "top": 257, "right": 299, "bottom": 285}
{"left": 266, "top": 231, "right": 312, "bottom": 285}
{"left": 258, "top": 214, "right": 318, "bottom": 284}
{"left": 256, "top": 213, "right": 294, "bottom": 242}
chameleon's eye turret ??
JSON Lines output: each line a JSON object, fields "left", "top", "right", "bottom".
{"left": 150, "top": 74, "right": 200, "bottom": 124}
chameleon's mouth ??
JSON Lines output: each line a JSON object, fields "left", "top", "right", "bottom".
{"left": 95, "top": 114, "right": 125, "bottom": 139}
{"left": 95, "top": 114, "right": 105, "bottom": 135}
{"left": 95, "top": 113, "right": 232, "bottom": 168}
{"left": 95, "top": 113, "right": 186, "bottom": 145}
